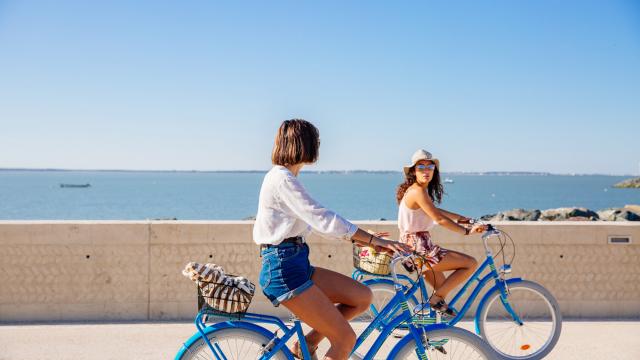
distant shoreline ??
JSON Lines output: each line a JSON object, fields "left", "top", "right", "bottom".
{"left": 0, "top": 168, "right": 635, "bottom": 177}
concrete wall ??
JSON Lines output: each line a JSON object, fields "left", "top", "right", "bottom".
{"left": 1, "top": 221, "right": 639, "bottom": 322}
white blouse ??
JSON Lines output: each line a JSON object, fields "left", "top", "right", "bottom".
{"left": 253, "top": 166, "right": 358, "bottom": 245}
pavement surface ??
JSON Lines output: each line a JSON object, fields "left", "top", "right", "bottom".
{"left": 1, "top": 321, "right": 639, "bottom": 359}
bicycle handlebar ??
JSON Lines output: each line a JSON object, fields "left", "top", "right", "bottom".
{"left": 389, "top": 252, "right": 413, "bottom": 284}
{"left": 478, "top": 223, "right": 508, "bottom": 254}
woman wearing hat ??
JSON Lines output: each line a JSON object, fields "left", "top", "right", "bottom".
{"left": 396, "top": 149, "right": 487, "bottom": 316}
{"left": 254, "top": 119, "right": 410, "bottom": 360}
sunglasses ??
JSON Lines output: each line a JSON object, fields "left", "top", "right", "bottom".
{"left": 416, "top": 164, "right": 436, "bottom": 171}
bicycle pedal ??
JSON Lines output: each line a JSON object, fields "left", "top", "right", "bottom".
{"left": 434, "top": 345, "right": 447, "bottom": 354}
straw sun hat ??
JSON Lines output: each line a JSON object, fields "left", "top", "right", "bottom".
{"left": 403, "top": 149, "right": 440, "bottom": 176}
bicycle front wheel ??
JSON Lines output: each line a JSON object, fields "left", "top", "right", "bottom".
{"left": 177, "top": 326, "right": 289, "bottom": 360}
{"left": 391, "top": 326, "right": 496, "bottom": 360}
{"left": 477, "top": 280, "right": 562, "bottom": 360}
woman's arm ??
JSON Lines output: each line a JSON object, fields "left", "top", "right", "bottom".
{"left": 278, "top": 176, "right": 357, "bottom": 240}
{"left": 351, "top": 228, "right": 411, "bottom": 253}
{"left": 437, "top": 208, "right": 472, "bottom": 224}
{"left": 410, "top": 188, "right": 469, "bottom": 235}
{"left": 278, "top": 175, "right": 411, "bottom": 253}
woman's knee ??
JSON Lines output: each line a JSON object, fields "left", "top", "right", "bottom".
{"left": 348, "top": 281, "right": 373, "bottom": 309}
{"left": 360, "top": 285, "right": 373, "bottom": 306}
{"left": 450, "top": 251, "right": 477, "bottom": 269}
{"left": 350, "top": 286, "right": 373, "bottom": 315}
{"left": 465, "top": 255, "right": 478, "bottom": 269}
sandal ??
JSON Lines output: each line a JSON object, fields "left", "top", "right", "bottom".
{"left": 291, "top": 342, "right": 319, "bottom": 360}
{"left": 429, "top": 294, "right": 457, "bottom": 317}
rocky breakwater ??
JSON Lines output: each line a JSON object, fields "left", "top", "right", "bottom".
{"left": 482, "top": 205, "right": 640, "bottom": 221}
{"left": 613, "top": 177, "right": 640, "bottom": 189}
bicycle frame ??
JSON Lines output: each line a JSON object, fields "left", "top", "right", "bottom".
{"left": 446, "top": 255, "right": 522, "bottom": 326}
{"left": 188, "top": 256, "right": 439, "bottom": 360}
{"left": 357, "top": 229, "right": 525, "bottom": 332}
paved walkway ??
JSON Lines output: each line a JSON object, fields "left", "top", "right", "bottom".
{"left": 1, "top": 321, "right": 639, "bottom": 359}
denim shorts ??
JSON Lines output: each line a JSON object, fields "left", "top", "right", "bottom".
{"left": 259, "top": 242, "right": 315, "bottom": 307}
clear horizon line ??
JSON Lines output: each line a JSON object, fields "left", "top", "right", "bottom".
{"left": 0, "top": 167, "right": 636, "bottom": 177}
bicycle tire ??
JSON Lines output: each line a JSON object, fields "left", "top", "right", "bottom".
{"left": 477, "top": 280, "right": 562, "bottom": 360}
{"left": 177, "top": 326, "right": 290, "bottom": 360}
{"left": 390, "top": 326, "right": 497, "bottom": 359}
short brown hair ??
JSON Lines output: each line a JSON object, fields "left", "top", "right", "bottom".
{"left": 271, "top": 119, "right": 320, "bottom": 166}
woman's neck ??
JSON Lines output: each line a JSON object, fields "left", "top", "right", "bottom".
{"left": 285, "top": 163, "right": 304, "bottom": 176}
{"left": 414, "top": 181, "right": 429, "bottom": 190}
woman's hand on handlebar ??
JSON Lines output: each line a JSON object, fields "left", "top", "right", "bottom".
{"left": 469, "top": 223, "right": 488, "bottom": 234}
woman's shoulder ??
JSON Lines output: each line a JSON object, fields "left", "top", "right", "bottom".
{"left": 404, "top": 185, "right": 429, "bottom": 202}
{"left": 265, "top": 166, "right": 299, "bottom": 189}
{"left": 404, "top": 185, "right": 421, "bottom": 197}
{"left": 266, "top": 165, "right": 290, "bottom": 179}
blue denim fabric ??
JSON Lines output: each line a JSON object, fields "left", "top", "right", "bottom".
{"left": 259, "top": 242, "right": 315, "bottom": 307}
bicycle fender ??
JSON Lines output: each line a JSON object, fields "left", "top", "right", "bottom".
{"left": 473, "top": 277, "right": 523, "bottom": 335}
{"left": 362, "top": 278, "right": 418, "bottom": 303}
{"left": 174, "top": 321, "right": 294, "bottom": 360}
{"left": 362, "top": 278, "right": 395, "bottom": 287}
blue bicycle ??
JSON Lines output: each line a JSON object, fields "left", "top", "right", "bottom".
{"left": 353, "top": 225, "right": 562, "bottom": 360}
{"left": 176, "top": 253, "right": 497, "bottom": 360}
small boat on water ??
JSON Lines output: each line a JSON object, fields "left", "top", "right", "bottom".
{"left": 60, "top": 183, "right": 91, "bottom": 188}
{"left": 443, "top": 178, "right": 454, "bottom": 184}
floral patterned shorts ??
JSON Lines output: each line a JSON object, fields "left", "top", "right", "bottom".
{"left": 400, "top": 231, "right": 448, "bottom": 270}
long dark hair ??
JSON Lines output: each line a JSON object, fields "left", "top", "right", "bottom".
{"left": 396, "top": 166, "right": 444, "bottom": 204}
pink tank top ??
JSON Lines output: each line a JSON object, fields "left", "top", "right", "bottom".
{"left": 398, "top": 197, "right": 435, "bottom": 234}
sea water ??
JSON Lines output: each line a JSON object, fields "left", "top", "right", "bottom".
{"left": 1, "top": 170, "right": 638, "bottom": 220}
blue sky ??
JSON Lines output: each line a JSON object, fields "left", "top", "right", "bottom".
{"left": 1, "top": 0, "right": 639, "bottom": 174}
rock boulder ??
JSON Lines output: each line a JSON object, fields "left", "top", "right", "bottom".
{"left": 539, "top": 207, "right": 599, "bottom": 221}
{"left": 597, "top": 208, "right": 640, "bottom": 221}
{"left": 492, "top": 208, "right": 541, "bottom": 221}
{"left": 613, "top": 178, "right": 640, "bottom": 188}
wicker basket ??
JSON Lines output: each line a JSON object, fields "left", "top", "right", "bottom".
{"left": 197, "top": 278, "right": 254, "bottom": 318}
{"left": 352, "top": 244, "right": 392, "bottom": 275}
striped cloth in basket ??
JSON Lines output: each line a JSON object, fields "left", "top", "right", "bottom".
{"left": 182, "top": 262, "right": 256, "bottom": 314}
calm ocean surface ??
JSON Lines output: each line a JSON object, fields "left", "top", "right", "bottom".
{"left": 1, "top": 171, "right": 639, "bottom": 220}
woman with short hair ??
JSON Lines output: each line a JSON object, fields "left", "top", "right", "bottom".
{"left": 253, "top": 119, "right": 409, "bottom": 360}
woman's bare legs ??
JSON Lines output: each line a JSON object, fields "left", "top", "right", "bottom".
{"left": 282, "top": 285, "right": 356, "bottom": 360}
{"left": 428, "top": 250, "right": 477, "bottom": 303}
{"left": 421, "top": 269, "right": 446, "bottom": 291}
{"left": 284, "top": 267, "right": 372, "bottom": 359}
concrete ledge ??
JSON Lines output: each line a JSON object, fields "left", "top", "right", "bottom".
{"left": 1, "top": 221, "right": 639, "bottom": 322}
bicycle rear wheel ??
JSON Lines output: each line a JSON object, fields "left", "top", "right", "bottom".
{"left": 177, "top": 326, "right": 289, "bottom": 360}
{"left": 359, "top": 280, "right": 419, "bottom": 323}
{"left": 391, "top": 326, "right": 495, "bottom": 360}
{"left": 477, "top": 280, "right": 562, "bottom": 360}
